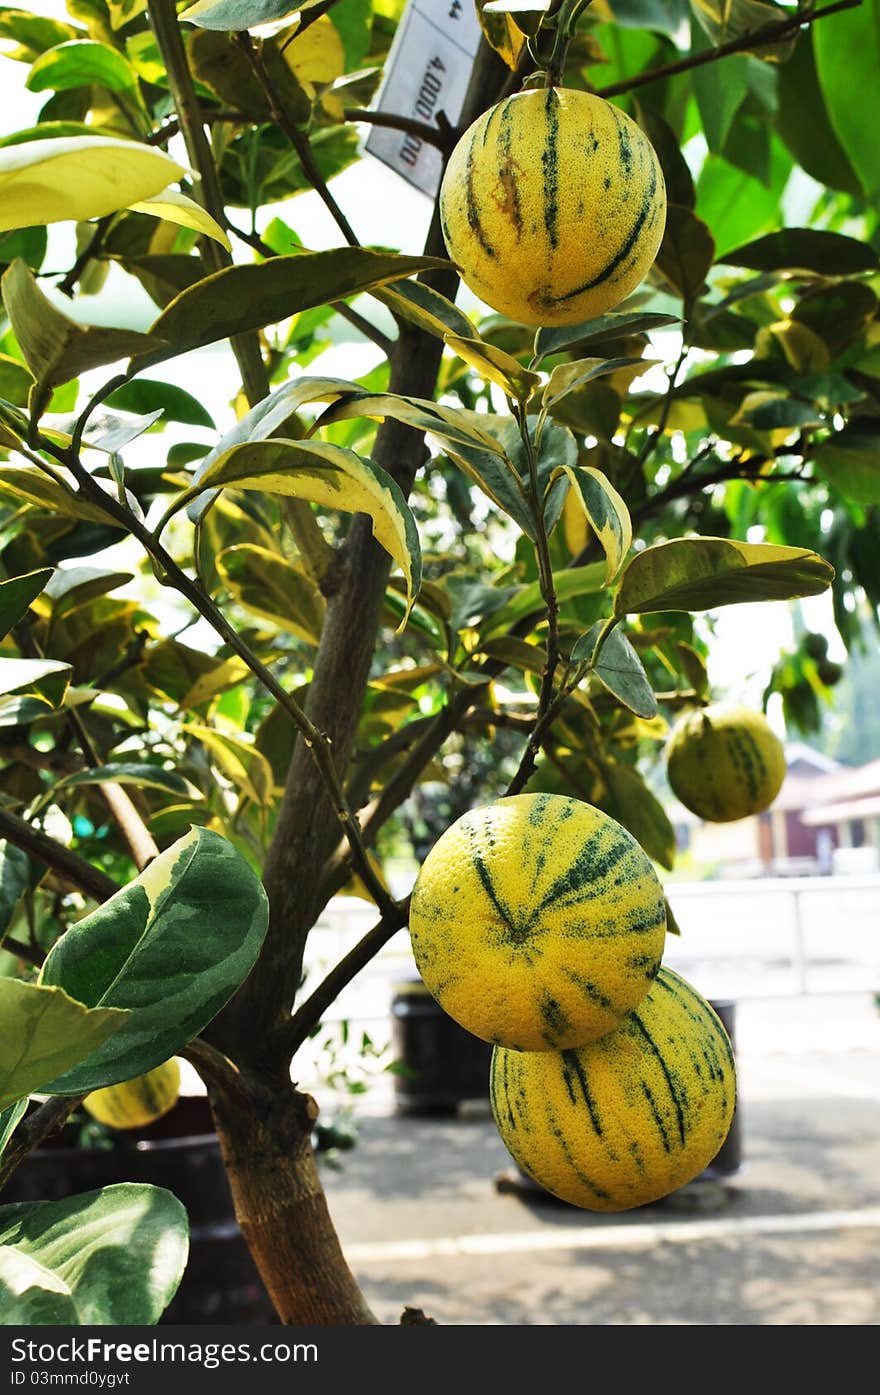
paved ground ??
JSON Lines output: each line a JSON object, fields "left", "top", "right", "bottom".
{"left": 312, "top": 992, "right": 880, "bottom": 1326}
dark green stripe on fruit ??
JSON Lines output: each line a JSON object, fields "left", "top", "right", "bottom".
{"left": 560, "top": 1049, "right": 603, "bottom": 1136}
{"left": 630, "top": 1011, "right": 687, "bottom": 1145}
{"left": 558, "top": 158, "right": 659, "bottom": 302}
{"left": 465, "top": 127, "right": 496, "bottom": 258}
{"left": 541, "top": 88, "right": 561, "bottom": 250}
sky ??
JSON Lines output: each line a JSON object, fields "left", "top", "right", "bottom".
{"left": 0, "top": 6, "right": 845, "bottom": 730}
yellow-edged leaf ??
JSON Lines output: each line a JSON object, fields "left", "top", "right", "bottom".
{"left": 0, "top": 136, "right": 186, "bottom": 232}
{"left": 444, "top": 334, "right": 540, "bottom": 402}
{"left": 128, "top": 187, "right": 231, "bottom": 251}
{"left": 550, "top": 465, "right": 632, "bottom": 583}
{"left": 187, "top": 438, "right": 422, "bottom": 628}
{"left": 185, "top": 723, "right": 275, "bottom": 806}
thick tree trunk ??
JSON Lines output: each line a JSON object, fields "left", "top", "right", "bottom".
{"left": 209, "top": 1079, "right": 378, "bottom": 1325}
{"left": 204, "top": 39, "right": 511, "bottom": 1324}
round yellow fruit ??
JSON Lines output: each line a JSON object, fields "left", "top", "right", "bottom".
{"left": 407, "top": 792, "right": 667, "bottom": 1052}
{"left": 438, "top": 86, "right": 667, "bottom": 327}
{"left": 666, "top": 702, "right": 786, "bottom": 823}
{"left": 83, "top": 1058, "right": 181, "bottom": 1130}
{"left": 490, "top": 966, "right": 737, "bottom": 1211}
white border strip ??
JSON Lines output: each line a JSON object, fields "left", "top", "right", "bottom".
{"left": 345, "top": 1207, "right": 880, "bottom": 1264}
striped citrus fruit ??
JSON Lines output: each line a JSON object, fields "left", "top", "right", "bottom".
{"left": 438, "top": 86, "right": 667, "bottom": 326}
{"left": 490, "top": 966, "right": 736, "bottom": 1211}
{"left": 666, "top": 702, "right": 786, "bottom": 823}
{"left": 83, "top": 1057, "right": 181, "bottom": 1130}
{"left": 407, "top": 792, "right": 666, "bottom": 1052}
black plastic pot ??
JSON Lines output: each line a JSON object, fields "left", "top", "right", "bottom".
{"left": 390, "top": 977, "right": 493, "bottom": 1115}
{"left": 0, "top": 1095, "right": 277, "bottom": 1325}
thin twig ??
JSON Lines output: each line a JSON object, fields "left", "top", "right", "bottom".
{"left": 284, "top": 898, "right": 410, "bottom": 1055}
{"left": 236, "top": 30, "right": 360, "bottom": 248}
{"left": 54, "top": 436, "right": 397, "bottom": 921}
{"left": 0, "top": 1097, "right": 84, "bottom": 1193}
{"left": 228, "top": 222, "right": 394, "bottom": 356}
{"left": 595, "top": 0, "right": 861, "bottom": 100}
{"left": 343, "top": 107, "right": 448, "bottom": 150}
{"left": 1, "top": 936, "right": 45, "bottom": 969}
{"left": 0, "top": 806, "right": 119, "bottom": 903}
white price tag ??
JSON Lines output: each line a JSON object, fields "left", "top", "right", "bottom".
{"left": 365, "top": 0, "right": 483, "bottom": 197}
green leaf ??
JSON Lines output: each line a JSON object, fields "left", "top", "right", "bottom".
{"left": 692, "top": 46, "right": 749, "bottom": 152}
{"left": 1, "top": 260, "right": 160, "bottom": 418}
{"left": 0, "top": 657, "right": 71, "bottom": 706}
{"left": 633, "top": 104, "right": 695, "bottom": 211}
{"left": 0, "top": 8, "right": 78, "bottom": 63}
{"left": 52, "top": 763, "right": 203, "bottom": 802}
{"left": 0, "top": 567, "right": 53, "bottom": 640}
{"left": 728, "top": 391, "right": 824, "bottom": 432}
{"left": 105, "top": 378, "right": 214, "bottom": 429}
{"left": 532, "top": 311, "right": 681, "bottom": 366}
{"left": 133, "top": 249, "right": 450, "bottom": 370}
{"left": 216, "top": 543, "right": 325, "bottom": 644}
{"left": 653, "top": 203, "right": 715, "bottom": 305}
{"left": 775, "top": 32, "right": 863, "bottom": 198}
{"left": 815, "top": 0, "right": 880, "bottom": 196}
{"left": 814, "top": 422, "right": 880, "bottom": 504}
{"left": 127, "top": 187, "right": 231, "bottom": 253}
{"left": 690, "top": 0, "right": 796, "bottom": 61}
{"left": 480, "top": 562, "right": 606, "bottom": 638}
{"left": 0, "top": 1184, "right": 188, "bottom": 1325}
{"left": 442, "top": 435, "right": 534, "bottom": 537}
{"left": 614, "top": 536, "right": 835, "bottom": 617}
{"left": 549, "top": 465, "right": 632, "bottom": 583}
{"left": 0, "top": 840, "right": 30, "bottom": 941}
{"left": 43, "top": 566, "right": 132, "bottom": 618}
{"left": 180, "top": 0, "right": 323, "bottom": 29}
{"left": 0, "top": 136, "right": 186, "bottom": 233}
{"left": 185, "top": 723, "right": 275, "bottom": 806}
{"left": 38, "top": 827, "right": 269, "bottom": 1092}
{"left": 0, "top": 467, "right": 119, "bottom": 524}
{"left": 598, "top": 759, "right": 676, "bottom": 870}
{"left": 0, "top": 1100, "right": 27, "bottom": 1161}
{"left": 573, "top": 621, "right": 657, "bottom": 718}
{"left": 103, "top": 379, "right": 211, "bottom": 426}
{"left": 372, "top": 280, "right": 477, "bottom": 342}
{"left": 696, "top": 139, "right": 792, "bottom": 256}
{"left": 188, "top": 439, "right": 422, "bottom": 626}
{"left": 719, "top": 228, "right": 879, "bottom": 276}
{"left": 0, "top": 979, "right": 127, "bottom": 1110}
{"left": 444, "top": 334, "right": 540, "bottom": 402}
{"left": 27, "top": 40, "right": 140, "bottom": 94}
{"left": 541, "top": 356, "right": 643, "bottom": 411}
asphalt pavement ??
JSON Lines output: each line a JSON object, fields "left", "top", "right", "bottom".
{"left": 312, "top": 992, "right": 880, "bottom": 1326}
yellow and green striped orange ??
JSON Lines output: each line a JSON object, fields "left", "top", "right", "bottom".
{"left": 666, "top": 702, "right": 786, "bottom": 823}
{"left": 490, "top": 967, "right": 736, "bottom": 1211}
{"left": 83, "top": 1057, "right": 181, "bottom": 1130}
{"left": 438, "top": 87, "right": 667, "bottom": 327}
{"left": 408, "top": 793, "right": 667, "bottom": 1052}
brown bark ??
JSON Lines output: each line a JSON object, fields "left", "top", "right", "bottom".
{"left": 208, "top": 1079, "right": 378, "bottom": 1325}
{"left": 203, "top": 38, "right": 511, "bottom": 1325}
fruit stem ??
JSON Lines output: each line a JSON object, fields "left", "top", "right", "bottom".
{"left": 530, "top": 0, "right": 596, "bottom": 88}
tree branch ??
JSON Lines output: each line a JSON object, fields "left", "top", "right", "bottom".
{"left": 236, "top": 31, "right": 360, "bottom": 248}
{"left": 0, "top": 806, "right": 119, "bottom": 903}
{"left": 0, "top": 1097, "right": 84, "bottom": 1193}
{"left": 595, "top": 0, "right": 862, "bottom": 101}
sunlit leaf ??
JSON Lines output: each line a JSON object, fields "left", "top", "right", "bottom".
{"left": 614, "top": 537, "right": 835, "bottom": 617}
{"left": 0, "top": 979, "right": 127, "bottom": 1110}
{"left": 0, "top": 137, "right": 185, "bottom": 232}
{"left": 571, "top": 621, "right": 657, "bottom": 718}
{"left": 548, "top": 465, "right": 632, "bottom": 583}
{"left": 444, "top": 333, "right": 540, "bottom": 402}
{"left": 127, "top": 187, "right": 231, "bottom": 252}
{"left": 0, "top": 1184, "right": 188, "bottom": 1326}
{"left": 216, "top": 543, "right": 325, "bottom": 643}
{"left": 188, "top": 438, "right": 422, "bottom": 625}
